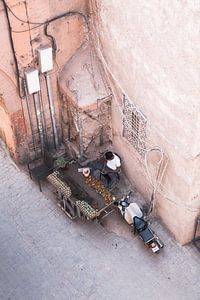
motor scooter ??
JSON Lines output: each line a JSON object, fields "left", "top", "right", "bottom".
{"left": 115, "top": 192, "right": 164, "bottom": 254}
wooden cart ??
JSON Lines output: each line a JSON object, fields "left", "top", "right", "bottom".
{"left": 47, "top": 165, "right": 117, "bottom": 222}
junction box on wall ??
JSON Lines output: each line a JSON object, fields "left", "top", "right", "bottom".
{"left": 25, "top": 69, "right": 40, "bottom": 95}
{"left": 37, "top": 47, "right": 53, "bottom": 73}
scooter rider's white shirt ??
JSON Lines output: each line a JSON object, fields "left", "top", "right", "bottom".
{"left": 106, "top": 154, "right": 121, "bottom": 170}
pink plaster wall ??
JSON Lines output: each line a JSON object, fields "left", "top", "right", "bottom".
{"left": 89, "top": 0, "right": 200, "bottom": 244}
{"left": 0, "top": 0, "right": 88, "bottom": 161}
{"left": 0, "top": 96, "right": 16, "bottom": 157}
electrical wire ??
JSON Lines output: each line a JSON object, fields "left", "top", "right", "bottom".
{"left": 2, "top": 0, "right": 90, "bottom": 156}
{"left": 88, "top": 26, "right": 152, "bottom": 151}
{"left": 8, "top": 9, "right": 89, "bottom": 35}
{"left": 6, "top": 4, "right": 89, "bottom": 60}
{"left": 1, "top": 0, "right": 24, "bottom": 99}
{"left": 5, "top": 2, "right": 44, "bottom": 24}
{"left": 99, "top": 74, "right": 199, "bottom": 213}
{"left": 4, "top": 0, "right": 198, "bottom": 214}
{"left": 86, "top": 8, "right": 178, "bottom": 215}
{"left": 44, "top": 12, "right": 89, "bottom": 57}
{"left": 87, "top": 11, "right": 166, "bottom": 153}
{"left": 11, "top": 23, "right": 44, "bottom": 33}
{"left": 144, "top": 146, "right": 165, "bottom": 217}
{"left": 87, "top": 48, "right": 150, "bottom": 152}
{"left": 87, "top": 15, "right": 183, "bottom": 157}
{"left": 144, "top": 146, "right": 164, "bottom": 187}
{"left": 44, "top": 22, "right": 57, "bottom": 56}
{"left": 2, "top": 0, "right": 89, "bottom": 96}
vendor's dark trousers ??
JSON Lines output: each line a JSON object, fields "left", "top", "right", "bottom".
{"left": 87, "top": 160, "right": 104, "bottom": 176}
{"left": 102, "top": 172, "right": 119, "bottom": 189}
{"left": 87, "top": 160, "right": 119, "bottom": 189}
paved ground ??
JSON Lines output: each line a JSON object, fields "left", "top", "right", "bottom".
{"left": 0, "top": 141, "right": 199, "bottom": 300}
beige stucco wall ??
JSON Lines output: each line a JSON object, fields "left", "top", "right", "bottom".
{"left": 89, "top": 0, "right": 200, "bottom": 243}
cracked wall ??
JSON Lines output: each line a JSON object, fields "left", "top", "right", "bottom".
{"left": 0, "top": 0, "right": 112, "bottom": 162}
{"left": 1, "top": 0, "right": 200, "bottom": 244}
{"left": 0, "top": 0, "right": 88, "bottom": 162}
{"left": 89, "top": 0, "right": 200, "bottom": 244}
{"left": 58, "top": 41, "right": 112, "bottom": 159}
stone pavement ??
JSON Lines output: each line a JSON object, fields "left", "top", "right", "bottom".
{"left": 0, "top": 141, "right": 199, "bottom": 300}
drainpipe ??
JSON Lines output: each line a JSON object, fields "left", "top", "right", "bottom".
{"left": 45, "top": 72, "right": 59, "bottom": 150}
{"left": 38, "top": 84, "right": 49, "bottom": 149}
{"left": 25, "top": 68, "right": 45, "bottom": 154}
{"left": 77, "top": 108, "right": 83, "bottom": 160}
{"left": 23, "top": 79, "right": 36, "bottom": 151}
{"left": 33, "top": 92, "right": 45, "bottom": 154}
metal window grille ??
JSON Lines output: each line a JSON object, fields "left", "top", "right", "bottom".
{"left": 122, "top": 95, "right": 147, "bottom": 155}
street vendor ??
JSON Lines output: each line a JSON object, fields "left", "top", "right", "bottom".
{"left": 82, "top": 151, "right": 121, "bottom": 190}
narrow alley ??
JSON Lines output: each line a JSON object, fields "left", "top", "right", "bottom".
{"left": 0, "top": 140, "right": 199, "bottom": 300}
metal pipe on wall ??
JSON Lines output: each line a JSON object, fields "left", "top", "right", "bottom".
{"left": 33, "top": 92, "right": 45, "bottom": 153}
{"left": 45, "top": 72, "right": 59, "bottom": 150}
{"left": 23, "top": 79, "right": 36, "bottom": 152}
{"left": 38, "top": 82, "right": 49, "bottom": 149}
{"left": 77, "top": 108, "right": 84, "bottom": 160}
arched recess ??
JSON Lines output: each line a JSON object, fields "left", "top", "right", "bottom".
{"left": 0, "top": 96, "right": 16, "bottom": 158}
{"left": 0, "top": 70, "right": 24, "bottom": 160}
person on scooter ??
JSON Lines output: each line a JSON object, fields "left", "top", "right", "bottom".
{"left": 82, "top": 151, "right": 121, "bottom": 189}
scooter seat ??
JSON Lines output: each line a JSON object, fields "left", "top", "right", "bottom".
{"left": 139, "top": 228, "right": 154, "bottom": 243}
{"left": 133, "top": 216, "right": 147, "bottom": 232}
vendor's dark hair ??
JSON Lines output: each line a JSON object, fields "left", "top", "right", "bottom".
{"left": 105, "top": 151, "right": 114, "bottom": 160}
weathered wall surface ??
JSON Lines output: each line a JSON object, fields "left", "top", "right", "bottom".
{"left": 0, "top": 95, "right": 16, "bottom": 157}
{"left": 59, "top": 42, "right": 111, "bottom": 158}
{"left": 0, "top": 0, "right": 88, "bottom": 161}
{"left": 89, "top": 0, "right": 200, "bottom": 243}
{"left": 2, "top": 0, "right": 200, "bottom": 243}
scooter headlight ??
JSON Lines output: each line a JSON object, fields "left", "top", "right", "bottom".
{"left": 120, "top": 201, "right": 129, "bottom": 208}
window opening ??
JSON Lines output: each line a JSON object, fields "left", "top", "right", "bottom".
{"left": 122, "top": 95, "right": 147, "bottom": 155}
